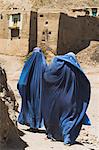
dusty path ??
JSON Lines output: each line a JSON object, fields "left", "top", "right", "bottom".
{"left": 0, "top": 54, "right": 99, "bottom": 150}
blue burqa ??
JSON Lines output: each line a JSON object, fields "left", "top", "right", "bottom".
{"left": 41, "top": 52, "right": 91, "bottom": 144}
{"left": 17, "top": 47, "right": 46, "bottom": 128}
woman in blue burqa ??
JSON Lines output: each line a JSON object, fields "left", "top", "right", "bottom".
{"left": 41, "top": 52, "right": 91, "bottom": 145}
{"left": 17, "top": 47, "right": 46, "bottom": 130}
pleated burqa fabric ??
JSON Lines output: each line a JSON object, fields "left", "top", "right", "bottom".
{"left": 17, "top": 49, "right": 91, "bottom": 144}
{"left": 17, "top": 47, "right": 46, "bottom": 128}
{"left": 41, "top": 53, "right": 91, "bottom": 144}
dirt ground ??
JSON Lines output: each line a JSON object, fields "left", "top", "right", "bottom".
{"left": 0, "top": 51, "right": 99, "bottom": 150}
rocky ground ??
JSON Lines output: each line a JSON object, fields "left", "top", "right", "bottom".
{"left": 77, "top": 41, "right": 99, "bottom": 66}
{"left": 0, "top": 41, "right": 99, "bottom": 150}
{"left": 0, "top": 98, "right": 27, "bottom": 150}
{"left": 0, "top": 0, "right": 99, "bottom": 10}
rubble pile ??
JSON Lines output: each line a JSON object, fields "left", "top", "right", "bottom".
{"left": 0, "top": 66, "right": 27, "bottom": 150}
{"left": 0, "top": 97, "right": 27, "bottom": 150}
{"left": 77, "top": 42, "right": 99, "bottom": 66}
{"left": 0, "top": 66, "right": 18, "bottom": 124}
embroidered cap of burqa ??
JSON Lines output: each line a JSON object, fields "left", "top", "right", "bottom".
{"left": 17, "top": 47, "right": 46, "bottom": 128}
{"left": 41, "top": 52, "right": 91, "bottom": 144}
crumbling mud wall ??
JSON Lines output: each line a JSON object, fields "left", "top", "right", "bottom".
{"left": 0, "top": 66, "right": 18, "bottom": 123}
{"left": 57, "top": 13, "right": 99, "bottom": 54}
{"left": 0, "top": 98, "right": 28, "bottom": 150}
{"left": 0, "top": 66, "right": 27, "bottom": 149}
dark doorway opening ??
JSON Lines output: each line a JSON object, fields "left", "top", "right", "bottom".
{"left": 28, "top": 12, "right": 37, "bottom": 53}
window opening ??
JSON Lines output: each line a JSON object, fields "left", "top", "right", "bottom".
{"left": 92, "top": 8, "right": 97, "bottom": 17}
{"left": 45, "top": 21, "right": 48, "bottom": 24}
{"left": 49, "top": 31, "right": 51, "bottom": 34}
{"left": 11, "top": 28, "right": 20, "bottom": 38}
{"left": 12, "top": 13, "right": 20, "bottom": 24}
{"left": 40, "top": 14, "right": 43, "bottom": 17}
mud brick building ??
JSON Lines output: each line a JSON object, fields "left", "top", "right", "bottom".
{"left": 0, "top": 7, "right": 99, "bottom": 56}
{"left": 37, "top": 9, "right": 61, "bottom": 53}
{"left": 0, "top": 10, "right": 37, "bottom": 56}
{"left": 38, "top": 7, "right": 99, "bottom": 54}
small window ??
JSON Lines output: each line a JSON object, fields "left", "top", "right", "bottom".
{"left": 13, "top": 8, "right": 18, "bottom": 10}
{"left": 42, "top": 39, "right": 45, "bottom": 42}
{"left": 49, "top": 31, "right": 51, "bottom": 34}
{"left": 11, "top": 28, "right": 20, "bottom": 38}
{"left": 92, "top": 8, "right": 97, "bottom": 17}
{"left": 45, "top": 21, "right": 48, "bottom": 24}
{"left": 12, "top": 13, "right": 20, "bottom": 23}
{"left": 40, "top": 14, "right": 43, "bottom": 17}
{"left": 42, "top": 31, "right": 45, "bottom": 35}
{"left": 85, "top": 10, "right": 90, "bottom": 15}
{"left": 0, "top": 14, "right": 3, "bottom": 19}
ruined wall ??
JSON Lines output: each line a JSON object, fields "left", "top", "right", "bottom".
{"left": 0, "top": 8, "right": 99, "bottom": 56}
{"left": 57, "top": 13, "right": 99, "bottom": 54}
{"left": 37, "top": 11, "right": 60, "bottom": 52}
{"left": 0, "top": 98, "right": 27, "bottom": 150}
